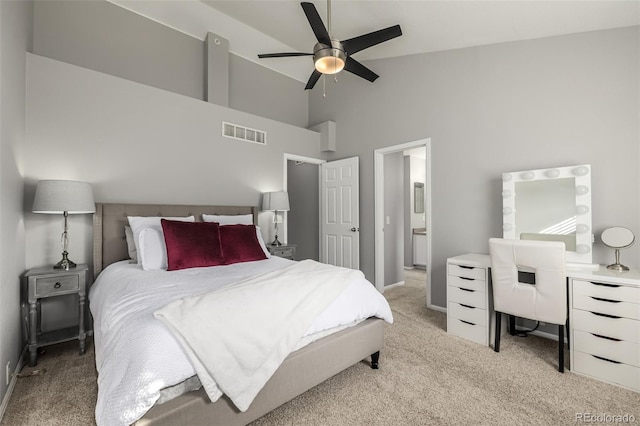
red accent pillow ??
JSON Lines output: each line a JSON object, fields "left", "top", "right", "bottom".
{"left": 220, "top": 224, "right": 268, "bottom": 265}
{"left": 161, "top": 220, "right": 225, "bottom": 271}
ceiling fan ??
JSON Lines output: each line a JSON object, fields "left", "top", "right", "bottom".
{"left": 258, "top": 1, "right": 402, "bottom": 90}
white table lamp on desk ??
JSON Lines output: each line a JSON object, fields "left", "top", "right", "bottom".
{"left": 262, "top": 191, "right": 290, "bottom": 246}
{"left": 32, "top": 180, "right": 95, "bottom": 270}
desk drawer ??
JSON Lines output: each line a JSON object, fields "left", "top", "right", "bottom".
{"left": 573, "top": 293, "right": 640, "bottom": 320}
{"left": 447, "top": 285, "right": 486, "bottom": 309}
{"left": 573, "top": 309, "right": 640, "bottom": 343}
{"left": 448, "top": 301, "right": 487, "bottom": 326}
{"left": 447, "top": 264, "right": 485, "bottom": 281}
{"left": 574, "top": 329, "right": 639, "bottom": 367}
{"left": 447, "top": 316, "right": 487, "bottom": 345}
{"left": 573, "top": 279, "right": 640, "bottom": 304}
{"left": 573, "top": 350, "right": 640, "bottom": 392}
{"left": 448, "top": 275, "right": 486, "bottom": 292}
{"left": 35, "top": 275, "right": 79, "bottom": 297}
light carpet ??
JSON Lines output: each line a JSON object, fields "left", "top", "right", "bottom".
{"left": 3, "top": 272, "right": 639, "bottom": 425}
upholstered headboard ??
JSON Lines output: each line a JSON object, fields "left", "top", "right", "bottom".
{"left": 93, "top": 203, "right": 258, "bottom": 279}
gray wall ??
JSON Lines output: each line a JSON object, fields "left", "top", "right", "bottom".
{"left": 24, "top": 53, "right": 323, "bottom": 272}
{"left": 0, "top": 0, "right": 32, "bottom": 409}
{"left": 287, "top": 161, "right": 319, "bottom": 261}
{"left": 383, "top": 152, "right": 404, "bottom": 286}
{"left": 310, "top": 26, "right": 640, "bottom": 308}
{"left": 32, "top": 0, "right": 309, "bottom": 128}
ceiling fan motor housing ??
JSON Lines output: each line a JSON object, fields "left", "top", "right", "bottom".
{"left": 313, "top": 39, "right": 347, "bottom": 74}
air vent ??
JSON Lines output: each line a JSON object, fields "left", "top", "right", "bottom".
{"left": 222, "top": 122, "right": 266, "bottom": 145}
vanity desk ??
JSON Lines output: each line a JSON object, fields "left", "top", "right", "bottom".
{"left": 446, "top": 254, "right": 640, "bottom": 393}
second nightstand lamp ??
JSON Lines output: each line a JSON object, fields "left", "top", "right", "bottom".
{"left": 32, "top": 180, "right": 95, "bottom": 270}
{"left": 262, "top": 191, "right": 290, "bottom": 246}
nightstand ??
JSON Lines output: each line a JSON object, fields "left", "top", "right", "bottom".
{"left": 24, "top": 264, "right": 88, "bottom": 366}
{"left": 267, "top": 244, "right": 296, "bottom": 260}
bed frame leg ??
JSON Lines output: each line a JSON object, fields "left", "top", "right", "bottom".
{"left": 371, "top": 351, "right": 380, "bottom": 369}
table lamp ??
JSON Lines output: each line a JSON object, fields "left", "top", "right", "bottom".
{"left": 32, "top": 180, "right": 95, "bottom": 270}
{"left": 262, "top": 191, "right": 290, "bottom": 246}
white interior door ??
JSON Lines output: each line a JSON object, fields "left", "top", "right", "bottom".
{"left": 320, "top": 157, "right": 359, "bottom": 269}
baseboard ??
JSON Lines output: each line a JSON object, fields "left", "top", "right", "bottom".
{"left": 428, "top": 303, "right": 446, "bottom": 313}
{"left": 515, "top": 327, "right": 569, "bottom": 344}
{"left": 383, "top": 281, "right": 405, "bottom": 291}
{"left": 0, "top": 346, "right": 26, "bottom": 422}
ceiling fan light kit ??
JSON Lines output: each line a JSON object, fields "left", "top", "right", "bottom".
{"left": 258, "top": 1, "right": 402, "bottom": 90}
{"left": 313, "top": 40, "right": 346, "bottom": 74}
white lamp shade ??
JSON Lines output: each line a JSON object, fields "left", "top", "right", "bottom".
{"left": 262, "top": 191, "right": 290, "bottom": 211}
{"left": 32, "top": 180, "right": 95, "bottom": 214}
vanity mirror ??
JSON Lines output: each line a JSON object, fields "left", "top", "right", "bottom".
{"left": 502, "top": 164, "right": 594, "bottom": 266}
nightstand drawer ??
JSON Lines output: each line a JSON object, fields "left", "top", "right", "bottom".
{"left": 268, "top": 245, "right": 295, "bottom": 259}
{"left": 35, "top": 275, "right": 79, "bottom": 297}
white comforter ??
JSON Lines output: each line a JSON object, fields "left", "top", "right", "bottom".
{"left": 90, "top": 258, "right": 393, "bottom": 426}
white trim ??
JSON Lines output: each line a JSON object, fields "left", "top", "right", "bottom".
{"left": 0, "top": 348, "right": 26, "bottom": 422}
{"left": 374, "top": 139, "right": 432, "bottom": 303}
{"left": 383, "top": 281, "right": 405, "bottom": 291}
{"left": 283, "top": 154, "right": 325, "bottom": 247}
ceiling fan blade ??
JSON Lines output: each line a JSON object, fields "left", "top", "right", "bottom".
{"left": 342, "top": 25, "right": 402, "bottom": 56}
{"left": 305, "top": 69, "right": 322, "bottom": 90}
{"left": 344, "top": 57, "right": 379, "bottom": 82}
{"left": 258, "top": 52, "right": 313, "bottom": 58}
{"left": 301, "top": 2, "right": 331, "bottom": 45}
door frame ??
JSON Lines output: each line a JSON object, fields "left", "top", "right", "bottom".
{"left": 283, "top": 153, "right": 325, "bottom": 249}
{"left": 374, "top": 139, "right": 432, "bottom": 305}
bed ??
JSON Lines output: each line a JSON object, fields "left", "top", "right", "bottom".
{"left": 90, "top": 203, "right": 391, "bottom": 426}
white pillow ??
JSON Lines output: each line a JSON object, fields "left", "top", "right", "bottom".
{"left": 124, "top": 225, "right": 137, "bottom": 263}
{"left": 127, "top": 216, "right": 195, "bottom": 269}
{"left": 254, "top": 226, "right": 271, "bottom": 258}
{"left": 202, "top": 214, "right": 253, "bottom": 225}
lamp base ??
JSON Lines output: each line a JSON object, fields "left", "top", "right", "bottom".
{"left": 271, "top": 235, "right": 283, "bottom": 246}
{"left": 54, "top": 251, "right": 76, "bottom": 270}
{"left": 607, "top": 263, "right": 629, "bottom": 272}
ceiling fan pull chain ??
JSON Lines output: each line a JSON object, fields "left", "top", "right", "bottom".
{"left": 323, "top": 74, "right": 326, "bottom": 98}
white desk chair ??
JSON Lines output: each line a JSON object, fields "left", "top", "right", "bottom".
{"left": 489, "top": 238, "right": 568, "bottom": 372}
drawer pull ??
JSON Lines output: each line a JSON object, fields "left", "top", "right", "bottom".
{"left": 591, "top": 282, "right": 621, "bottom": 288}
{"left": 591, "top": 354, "right": 622, "bottom": 364}
{"left": 590, "top": 296, "right": 621, "bottom": 304}
{"left": 54, "top": 282, "right": 62, "bottom": 289}
{"left": 459, "top": 319, "right": 476, "bottom": 326}
{"left": 459, "top": 277, "right": 475, "bottom": 281}
{"left": 458, "top": 288, "right": 475, "bottom": 293}
{"left": 591, "top": 333, "right": 622, "bottom": 342}
{"left": 590, "top": 311, "right": 622, "bottom": 319}
{"left": 458, "top": 265, "right": 474, "bottom": 270}
{"left": 459, "top": 303, "right": 475, "bottom": 309}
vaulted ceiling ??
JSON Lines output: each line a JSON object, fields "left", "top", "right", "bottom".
{"left": 110, "top": 0, "right": 639, "bottom": 83}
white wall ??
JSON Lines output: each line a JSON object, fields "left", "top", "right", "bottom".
{"left": 310, "top": 26, "right": 640, "bottom": 307}
{"left": 24, "top": 53, "right": 323, "bottom": 273}
{"left": 0, "top": 0, "right": 31, "bottom": 412}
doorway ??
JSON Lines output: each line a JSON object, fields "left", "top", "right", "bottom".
{"left": 283, "top": 154, "right": 325, "bottom": 261}
{"left": 374, "top": 139, "right": 432, "bottom": 308}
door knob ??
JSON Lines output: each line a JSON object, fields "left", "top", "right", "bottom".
{"left": 350, "top": 227, "right": 359, "bottom": 232}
